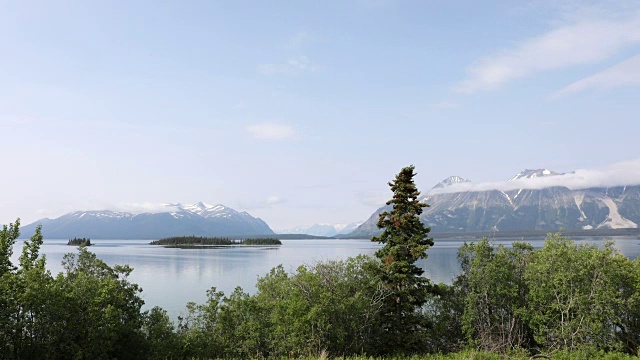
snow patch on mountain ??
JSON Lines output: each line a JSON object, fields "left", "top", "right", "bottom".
{"left": 597, "top": 198, "right": 638, "bottom": 229}
{"left": 500, "top": 191, "right": 515, "bottom": 208}
{"left": 509, "top": 169, "right": 560, "bottom": 181}
{"left": 351, "top": 163, "right": 640, "bottom": 236}
{"left": 433, "top": 176, "right": 471, "bottom": 189}
{"left": 21, "top": 201, "right": 274, "bottom": 239}
{"left": 573, "top": 192, "right": 588, "bottom": 221}
{"left": 71, "top": 210, "right": 132, "bottom": 220}
{"left": 65, "top": 202, "right": 251, "bottom": 221}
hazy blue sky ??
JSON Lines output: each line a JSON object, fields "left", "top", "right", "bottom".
{"left": 2, "top": 0, "right": 639, "bottom": 229}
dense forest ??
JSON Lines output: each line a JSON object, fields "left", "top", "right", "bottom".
{"left": 2, "top": 167, "right": 639, "bottom": 359}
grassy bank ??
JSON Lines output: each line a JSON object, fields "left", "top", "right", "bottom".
{"left": 272, "top": 349, "right": 638, "bottom": 359}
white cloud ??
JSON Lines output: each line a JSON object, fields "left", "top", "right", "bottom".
{"left": 430, "top": 159, "right": 640, "bottom": 195}
{"left": 113, "top": 202, "right": 178, "bottom": 214}
{"left": 266, "top": 195, "right": 285, "bottom": 205}
{"left": 246, "top": 123, "right": 296, "bottom": 140}
{"left": 454, "top": 12, "right": 640, "bottom": 93}
{"left": 258, "top": 56, "right": 318, "bottom": 75}
{"left": 40, "top": 202, "right": 181, "bottom": 217}
{"left": 553, "top": 54, "right": 640, "bottom": 98}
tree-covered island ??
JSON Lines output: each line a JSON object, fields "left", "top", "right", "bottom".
{"left": 67, "top": 237, "right": 91, "bottom": 246}
{"left": 149, "top": 236, "right": 281, "bottom": 247}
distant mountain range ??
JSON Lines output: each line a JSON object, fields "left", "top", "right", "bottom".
{"left": 349, "top": 169, "right": 640, "bottom": 237}
{"left": 19, "top": 168, "right": 640, "bottom": 240}
{"left": 20, "top": 202, "right": 273, "bottom": 239}
{"left": 276, "top": 222, "right": 362, "bottom": 237}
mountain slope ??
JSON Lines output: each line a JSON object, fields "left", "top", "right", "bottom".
{"left": 349, "top": 169, "right": 640, "bottom": 237}
{"left": 20, "top": 202, "right": 274, "bottom": 239}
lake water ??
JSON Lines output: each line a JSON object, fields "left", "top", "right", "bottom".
{"left": 10, "top": 236, "right": 640, "bottom": 318}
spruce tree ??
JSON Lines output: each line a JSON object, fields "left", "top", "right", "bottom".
{"left": 372, "top": 165, "right": 433, "bottom": 352}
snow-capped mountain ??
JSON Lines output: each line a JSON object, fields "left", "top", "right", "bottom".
{"left": 20, "top": 202, "right": 274, "bottom": 239}
{"left": 336, "top": 222, "right": 363, "bottom": 235}
{"left": 432, "top": 176, "right": 471, "bottom": 189}
{"left": 277, "top": 221, "right": 363, "bottom": 237}
{"left": 509, "top": 169, "right": 561, "bottom": 181}
{"left": 350, "top": 169, "right": 640, "bottom": 236}
{"left": 179, "top": 202, "right": 247, "bottom": 218}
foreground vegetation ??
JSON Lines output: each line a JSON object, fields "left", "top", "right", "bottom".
{"left": 2, "top": 166, "right": 639, "bottom": 359}
{"left": 3, "top": 223, "right": 638, "bottom": 358}
{"left": 150, "top": 236, "right": 282, "bottom": 246}
{"left": 264, "top": 351, "right": 639, "bottom": 359}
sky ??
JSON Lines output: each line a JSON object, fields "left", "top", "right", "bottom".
{"left": 1, "top": 0, "right": 639, "bottom": 229}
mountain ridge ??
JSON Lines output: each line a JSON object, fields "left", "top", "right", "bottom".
{"left": 20, "top": 202, "right": 274, "bottom": 239}
{"left": 276, "top": 221, "right": 363, "bottom": 237}
{"left": 349, "top": 169, "right": 640, "bottom": 237}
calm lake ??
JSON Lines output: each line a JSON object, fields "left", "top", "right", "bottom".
{"left": 10, "top": 236, "right": 640, "bottom": 318}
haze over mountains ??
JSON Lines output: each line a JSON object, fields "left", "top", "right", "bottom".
{"left": 349, "top": 169, "right": 640, "bottom": 237}
{"left": 21, "top": 202, "right": 273, "bottom": 239}
{"left": 276, "top": 222, "right": 362, "bottom": 237}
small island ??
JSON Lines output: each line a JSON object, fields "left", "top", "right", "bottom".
{"left": 150, "top": 236, "right": 282, "bottom": 248}
{"left": 67, "top": 237, "right": 92, "bottom": 246}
